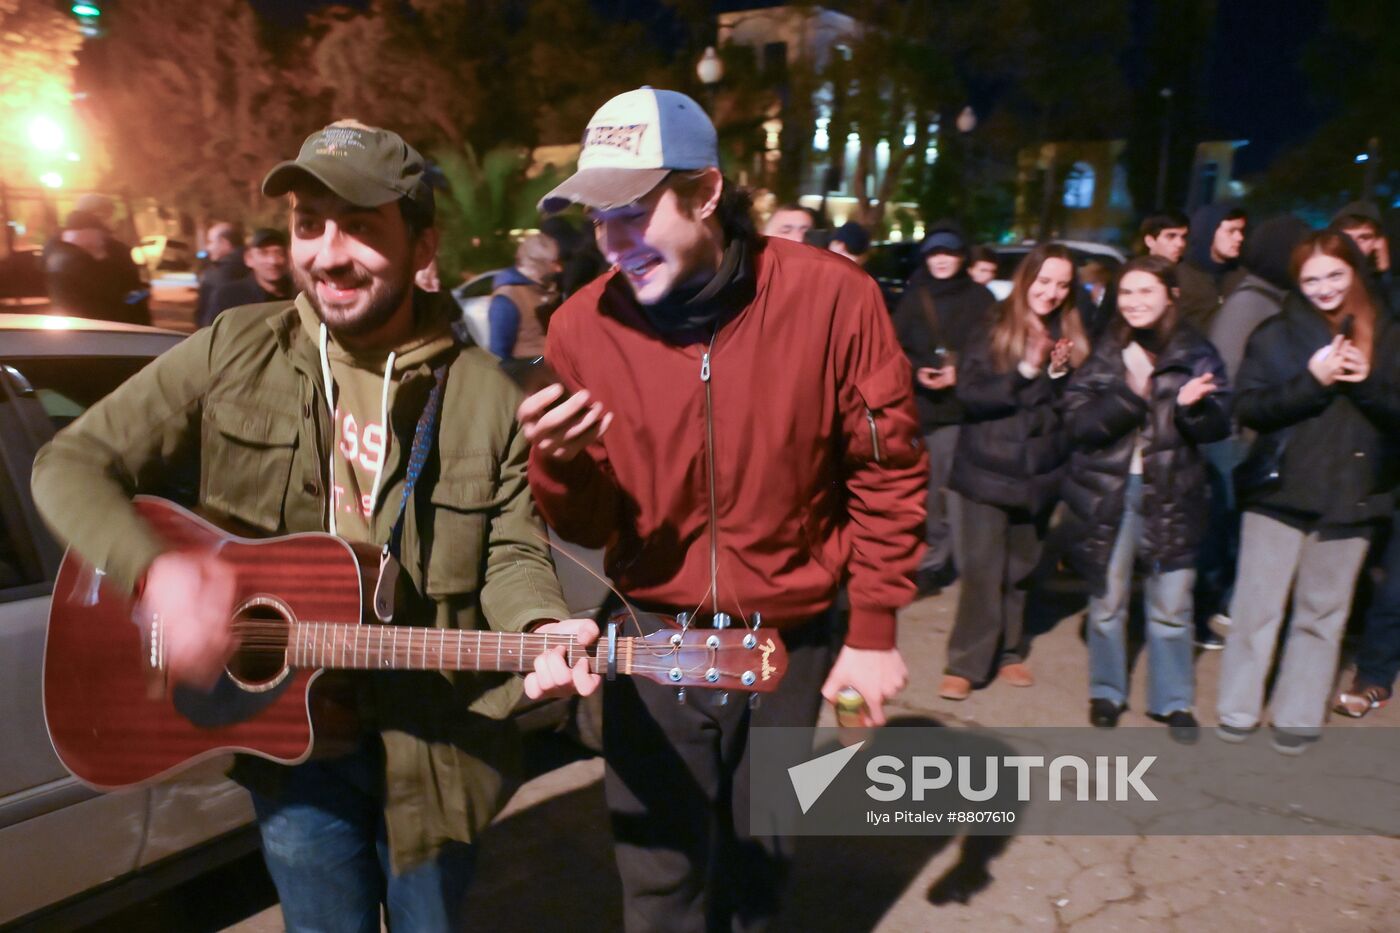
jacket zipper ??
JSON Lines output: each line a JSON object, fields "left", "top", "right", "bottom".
{"left": 865, "top": 408, "right": 882, "bottom": 463}
{"left": 701, "top": 331, "right": 720, "bottom": 615}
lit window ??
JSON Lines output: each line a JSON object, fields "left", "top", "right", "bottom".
{"left": 1063, "top": 162, "right": 1096, "bottom": 210}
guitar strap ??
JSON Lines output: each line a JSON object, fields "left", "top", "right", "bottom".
{"left": 372, "top": 361, "right": 450, "bottom": 622}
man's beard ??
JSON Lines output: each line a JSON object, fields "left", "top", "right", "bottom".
{"left": 294, "top": 265, "right": 411, "bottom": 339}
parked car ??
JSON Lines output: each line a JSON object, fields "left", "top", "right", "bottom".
{"left": 133, "top": 235, "right": 195, "bottom": 274}
{"left": 985, "top": 240, "right": 1126, "bottom": 301}
{"left": 451, "top": 268, "right": 506, "bottom": 353}
{"left": 861, "top": 239, "right": 1128, "bottom": 308}
{"left": 0, "top": 249, "right": 47, "bottom": 304}
{"left": 0, "top": 313, "right": 257, "bottom": 927}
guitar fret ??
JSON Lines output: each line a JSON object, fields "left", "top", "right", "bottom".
{"left": 455, "top": 629, "right": 462, "bottom": 670}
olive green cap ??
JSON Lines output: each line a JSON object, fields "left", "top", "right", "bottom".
{"left": 262, "top": 121, "right": 434, "bottom": 219}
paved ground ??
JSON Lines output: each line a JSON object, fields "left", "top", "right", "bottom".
{"left": 103, "top": 291, "right": 1399, "bottom": 931}
{"left": 219, "top": 577, "right": 1400, "bottom": 933}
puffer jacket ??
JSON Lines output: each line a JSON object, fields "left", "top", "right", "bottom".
{"left": 949, "top": 320, "right": 1069, "bottom": 516}
{"left": 1234, "top": 293, "right": 1400, "bottom": 528}
{"left": 1060, "top": 324, "right": 1231, "bottom": 592}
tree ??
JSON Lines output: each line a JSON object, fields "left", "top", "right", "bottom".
{"left": 303, "top": 0, "right": 484, "bottom": 153}
{"left": 1120, "top": 0, "right": 1216, "bottom": 216}
{"left": 77, "top": 0, "right": 310, "bottom": 224}
{"left": 0, "top": 0, "right": 84, "bottom": 199}
{"left": 1249, "top": 0, "right": 1398, "bottom": 214}
{"left": 432, "top": 145, "right": 566, "bottom": 284}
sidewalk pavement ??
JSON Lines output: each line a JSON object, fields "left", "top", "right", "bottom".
{"left": 230, "top": 579, "right": 1400, "bottom": 932}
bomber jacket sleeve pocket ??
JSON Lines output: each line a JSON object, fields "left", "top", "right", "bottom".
{"left": 202, "top": 402, "right": 300, "bottom": 531}
{"left": 851, "top": 355, "right": 921, "bottom": 468}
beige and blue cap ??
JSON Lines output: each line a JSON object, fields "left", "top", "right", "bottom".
{"left": 540, "top": 87, "right": 718, "bottom": 214}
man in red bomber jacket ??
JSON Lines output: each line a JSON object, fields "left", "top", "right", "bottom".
{"left": 518, "top": 87, "right": 926, "bottom": 932}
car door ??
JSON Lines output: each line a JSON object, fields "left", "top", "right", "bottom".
{"left": 0, "top": 340, "right": 253, "bottom": 924}
{"left": 0, "top": 362, "right": 152, "bottom": 924}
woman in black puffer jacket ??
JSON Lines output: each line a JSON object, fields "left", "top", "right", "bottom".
{"left": 1062, "top": 257, "right": 1231, "bottom": 736}
{"left": 1216, "top": 231, "right": 1400, "bottom": 753}
{"left": 940, "top": 243, "right": 1091, "bottom": 699}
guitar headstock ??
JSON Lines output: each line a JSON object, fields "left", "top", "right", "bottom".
{"left": 628, "top": 626, "right": 788, "bottom": 692}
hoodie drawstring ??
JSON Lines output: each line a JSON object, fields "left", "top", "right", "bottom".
{"left": 318, "top": 323, "right": 337, "bottom": 536}
{"left": 368, "top": 351, "right": 396, "bottom": 511}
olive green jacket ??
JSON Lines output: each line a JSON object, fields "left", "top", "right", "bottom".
{"left": 31, "top": 295, "right": 570, "bottom": 871}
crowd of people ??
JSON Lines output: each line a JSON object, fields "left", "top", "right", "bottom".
{"left": 886, "top": 199, "right": 1400, "bottom": 754}
{"left": 25, "top": 84, "right": 1400, "bottom": 931}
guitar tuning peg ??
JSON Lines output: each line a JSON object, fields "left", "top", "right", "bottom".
{"left": 676, "top": 612, "right": 690, "bottom": 631}
{"left": 714, "top": 691, "right": 729, "bottom": 706}
{"left": 748, "top": 693, "right": 761, "bottom": 710}
{"left": 675, "top": 687, "right": 687, "bottom": 704}
{"left": 713, "top": 612, "right": 731, "bottom": 630}
{"left": 751, "top": 612, "right": 762, "bottom": 630}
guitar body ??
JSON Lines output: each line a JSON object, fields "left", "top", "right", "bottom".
{"left": 43, "top": 497, "right": 372, "bottom": 790}
{"left": 44, "top": 497, "right": 792, "bottom": 792}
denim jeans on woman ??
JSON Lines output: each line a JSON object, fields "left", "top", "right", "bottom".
{"left": 1086, "top": 475, "right": 1196, "bottom": 715}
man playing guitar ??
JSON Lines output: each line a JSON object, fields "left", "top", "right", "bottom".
{"left": 32, "top": 121, "right": 598, "bottom": 931}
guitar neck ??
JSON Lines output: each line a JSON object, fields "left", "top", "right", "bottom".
{"left": 286, "top": 622, "right": 624, "bottom": 675}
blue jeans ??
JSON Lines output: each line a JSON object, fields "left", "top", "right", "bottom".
{"left": 249, "top": 741, "right": 475, "bottom": 933}
{"left": 1087, "top": 476, "right": 1196, "bottom": 715}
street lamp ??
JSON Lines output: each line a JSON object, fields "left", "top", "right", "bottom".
{"left": 955, "top": 106, "right": 977, "bottom": 226}
{"left": 696, "top": 46, "right": 723, "bottom": 114}
{"left": 1155, "top": 87, "right": 1173, "bottom": 209}
{"left": 1359, "top": 136, "right": 1380, "bottom": 201}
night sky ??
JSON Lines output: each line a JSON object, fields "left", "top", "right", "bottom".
{"left": 247, "top": 0, "right": 1325, "bottom": 175}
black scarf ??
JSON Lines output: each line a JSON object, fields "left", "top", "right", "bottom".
{"left": 640, "top": 235, "right": 754, "bottom": 340}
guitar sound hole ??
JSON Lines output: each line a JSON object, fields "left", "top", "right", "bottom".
{"left": 228, "top": 598, "right": 291, "bottom": 688}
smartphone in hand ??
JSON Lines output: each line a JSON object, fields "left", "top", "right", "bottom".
{"left": 501, "top": 356, "right": 569, "bottom": 401}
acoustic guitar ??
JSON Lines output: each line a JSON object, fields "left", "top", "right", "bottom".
{"left": 43, "top": 497, "right": 787, "bottom": 790}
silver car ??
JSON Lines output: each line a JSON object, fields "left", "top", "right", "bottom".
{"left": 0, "top": 313, "right": 255, "bottom": 926}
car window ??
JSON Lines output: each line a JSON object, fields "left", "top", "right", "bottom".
{"left": 995, "top": 251, "right": 1028, "bottom": 280}
{"left": 458, "top": 274, "right": 497, "bottom": 300}
{"left": 863, "top": 243, "right": 918, "bottom": 283}
{"left": 0, "top": 356, "right": 153, "bottom": 432}
{"left": 0, "top": 465, "right": 42, "bottom": 592}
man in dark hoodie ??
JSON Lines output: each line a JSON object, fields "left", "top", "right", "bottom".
{"left": 1331, "top": 200, "right": 1398, "bottom": 314}
{"left": 1177, "top": 202, "right": 1247, "bottom": 332}
{"left": 1194, "top": 214, "right": 1311, "bottom": 644}
{"left": 194, "top": 221, "right": 249, "bottom": 328}
{"left": 891, "top": 221, "right": 997, "bottom": 593}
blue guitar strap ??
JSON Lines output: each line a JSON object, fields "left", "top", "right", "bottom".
{"left": 372, "top": 362, "right": 449, "bottom": 622}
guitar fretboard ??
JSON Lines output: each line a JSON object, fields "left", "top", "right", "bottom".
{"left": 286, "top": 622, "right": 629, "bottom": 675}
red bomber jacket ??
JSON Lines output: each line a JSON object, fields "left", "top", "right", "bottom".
{"left": 527, "top": 236, "right": 927, "bottom": 649}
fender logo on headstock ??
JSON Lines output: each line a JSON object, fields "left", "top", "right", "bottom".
{"left": 760, "top": 637, "right": 779, "bottom": 681}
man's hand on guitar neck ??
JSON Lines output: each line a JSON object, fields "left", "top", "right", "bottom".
{"left": 821, "top": 646, "right": 908, "bottom": 726}
{"left": 141, "top": 551, "right": 239, "bottom": 690}
{"left": 524, "top": 618, "right": 603, "bottom": 700}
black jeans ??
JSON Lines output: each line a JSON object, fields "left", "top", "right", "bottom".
{"left": 945, "top": 497, "right": 1044, "bottom": 682}
{"left": 602, "top": 611, "right": 835, "bottom": 933}
{"left": 1357, "top": 515, "right": 1400, "bottom": 689}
